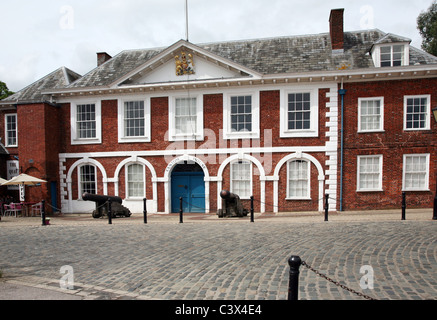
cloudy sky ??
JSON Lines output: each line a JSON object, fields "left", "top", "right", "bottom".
{"left": 0, "top": 0, "right": 434, "bottom": 92}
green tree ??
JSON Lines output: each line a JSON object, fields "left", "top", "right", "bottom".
{"left": 0, "top": 81, "right": 14, "bottom": 100}
{"left": 417, "top": 1, "right": 437, "bottom": 56}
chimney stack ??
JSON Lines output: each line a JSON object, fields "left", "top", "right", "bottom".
{"left": 329, "top": 8, "right": 344, "bottom": 52}
{"left": 97, "top": 52, "right": 112, "bottom": 67}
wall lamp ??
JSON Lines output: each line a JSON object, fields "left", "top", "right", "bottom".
{"left": 433, "top": 107, "right": 437, "bottom": 123}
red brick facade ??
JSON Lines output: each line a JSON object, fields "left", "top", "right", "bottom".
{"left": 341, "top": 79, "right": 437, "bottom": 210}
{"left": 1, "top": 9, "right": 436, "bottom": 215}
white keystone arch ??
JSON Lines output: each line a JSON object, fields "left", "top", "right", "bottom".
{"left": 113, "top": 156, "right": 158, "bottom": 213}
{"left": 65, "top": 158, "right": 108, "bottom": 213}
{"left": 163, "top": 155, "right": 210, "bottom": 214}
{"left": 273, "top": 152, "right": 325, "bottom": 212}
{"left": 217, "top": 153, "right": 266, "bottom": 213}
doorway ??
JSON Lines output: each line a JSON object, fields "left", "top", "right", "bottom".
{"left": 171, "top": 163, "right": 205, "bottom": 213}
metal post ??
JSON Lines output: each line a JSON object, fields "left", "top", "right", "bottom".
{"left": 402, "top": 192, "right": 406, "bottom": 220}
{"left": 41, "top": 200, "right": 46, "bottom": 226}
{"left": 143, "top": 198, "right": 147, "bottom": 224}
{"left": 433, "top": 176, "right": 437, "bottom": 220}
{"left": 250, "top": 196, "right": 254, "bottom": 223}
{"left": 288, "top": 255, "right": 302, "bottom": 300}
{"left": 108, "top": 198, "right": 112, "bottom": 225}
{"left": 324, "top": 193, "right": 329, "bottom": 221}
{"left": 179, "top": 197, "right": 183, "bottom": 223}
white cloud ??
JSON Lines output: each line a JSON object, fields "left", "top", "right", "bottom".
{"left": 0, "top": 0, "right": 433, "bottom": 92}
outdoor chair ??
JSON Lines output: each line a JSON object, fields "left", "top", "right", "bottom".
{"left": 31, "top": 202, "right": 42, "bottom": 216}
{"left": 3, "top": 203, "right": 22, "bottom": 217}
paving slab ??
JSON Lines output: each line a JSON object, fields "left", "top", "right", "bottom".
{"left": 0, "top": 209, "right": 435, "bottom": 301}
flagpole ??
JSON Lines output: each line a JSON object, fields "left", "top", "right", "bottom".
{"left": 185, "top": 0, "right": 189, "bottom": 41}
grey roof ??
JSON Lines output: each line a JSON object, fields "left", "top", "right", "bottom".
{"left": 67, "top": 29, "right": 437, "bottom": 89}
{"left": 0, "top": 67, "right": 81, "bottom": 104}
{"left": 3, "top": 29, "right": 437, "bottom": 102}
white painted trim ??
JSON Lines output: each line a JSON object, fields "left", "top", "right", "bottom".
{"left": 168, "top": 93, "right": 204, "bottom": 141}
{"left": 286, "top": 159, "right": 311, "bottom": 200}
{"left": 279, "top": 85, "right": 319, "bottom": 138}
{"left": 358, "top": 97, "right": 385, "bottom": 133}
{"left": 4, "top": 113, "right": 18, "bottom": 147}
{"left": 70, "top": 99, "right": 102, "bottom": 145}
{"left": 163, "top": 155, "right": 210, "bottom": 214}
{"left": 222, "top": 89, "right": 260, "bottom": 139}
{"left": 117, "top": 96, "right": 151, "bottom": 143}
{"left": 402, "top": 153, "right": 430, "bottom": 191}
{"left": 273, "top": 152, "right": 325, "bottom": 212}
{"left": 356, "top": 155, "right": 383, "bottom": 192}
{"left": 59, "top": 146, "right": 328, "bottom": 159}
{"left": 217, "top": 153, "right": 266, "bottom": 213}
{"left": 65, "top": 158, "right": 108, "bottom": 213}
{"left": 403, "top": 94, "right": 431, "bottom": 131}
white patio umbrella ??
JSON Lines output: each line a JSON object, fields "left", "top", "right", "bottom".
{"left": 0, "top": 178, "right": 8, "bottom": 184}
{"left": 1, "top": 173, "right": 47, "bottom": 202}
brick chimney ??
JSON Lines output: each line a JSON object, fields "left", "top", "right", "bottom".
{"left": 329, "top": 8, "right": 344, "bottom": 52}
{"left": 97, "top": 52, "right": 112, "bottom": 67}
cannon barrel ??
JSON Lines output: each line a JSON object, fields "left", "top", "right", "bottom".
{"left": 82, "top": 193, "right": 122, "bottom": 204}
{"left": 220, "top": 190, "right": 237, "bottom": 200}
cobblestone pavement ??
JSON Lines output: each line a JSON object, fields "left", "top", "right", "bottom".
{"left": 0, "top": 210, "right": 436, "bottom": 300}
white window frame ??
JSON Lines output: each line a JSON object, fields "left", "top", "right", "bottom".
{"left": 402, "top": 154, "right": 430, "bottom": 191}
{"left": 358, "top": 97, "right": 384, "bottom": 133}
{"left": 78, "top": 164, "right": 97, "bottom": 198}
{"left": 371, "top": 43, "right": 410, "bottom": 67}
{"left": 403, "top": 95, "right": 431, "bottom": 131}
{"left": 168, "top": 94, "right": 203, "bottom": 141}
{"left": 280, "top": 86, "right": 319, "bottom": 138}
{"left": 70, "top": 100, "right": 102, "bottom": 145}
{"left": 125, "top": 163, "right": 145, "bottom": 199}
{"left": 287, "top": 159, "right": 311, "bottom": 200}
{"left": 118, "top": 97, "right": 151, "bottom": 143}
{"left": 5, "top": 113, "right": 17, "bottom": 147}
{"left": 230, "top": 160, "right": 252, "bottom": 199}
{"left": 223, "top": 90, "right": 260, "bottom": 139}
{"left": 357, "top": 155, "right": 383, "bottom": 192}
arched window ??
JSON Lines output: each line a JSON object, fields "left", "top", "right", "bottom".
{"left": 230, "top": 160, "right": 252, "bottom": 199}
{"left": 126, "top": 163, "right": 145, "bottom": 198}
{"left": 79, "top": 165, "right": 96, "bottom": 196}
{"left": 287, "top": 160, "right": 310, "bottom": 199}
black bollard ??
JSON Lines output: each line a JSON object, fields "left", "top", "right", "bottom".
{"left": 41, "top": 200, "right": 46, "bottom": 226}
{"left": 433, "top": 177, "right": 437, "bottom": 220}
{"left": 432, "top": 191, "right": 437, "bottom": 220}
{"left": 324, "top": 194, "right": 329, "bottom": 221}
{"left": 108, "top": 199, "right": 112, "bottom": 225}
{"left": 179, "top": 197, "right": 183, "bottom": 223}
{"left": 250, "top": 196, "right": 254, "bottom": 223}
{"left": 402, "top": 192, "right": 406, "bottom": 220}
{"left": 288, "top": 255, "right": 302, "bottom": 300}
{"left": 143, "top": 198, "right": 147, "bottom": 224}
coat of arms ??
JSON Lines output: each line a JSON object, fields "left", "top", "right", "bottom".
{"left": 175, "top": 51, "right": 195, "bottom": 76}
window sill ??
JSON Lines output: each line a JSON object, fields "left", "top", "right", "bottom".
{"left": 280, "top": 130, "right": 318, "bottom": 138}
{"left": 71, "top": 138, "right": 102, "bottom": 145}
{"left": 356, "top": 189, "right": 384, "bottom": 192}
{"left": 118, "top": 137, "right": 151, "bottom": 143}
{"left": 357, "top": 130, "right": 385, "bottom": 134}
{"left": 285, "top": 197, "right": 312, "bottom": 201}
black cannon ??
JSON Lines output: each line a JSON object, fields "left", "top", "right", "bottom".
{"left": 82, "top": 193, "right": 131, "bottom": 218}
{"left": 217, "top": 190, "right": 249, "bottom": 218}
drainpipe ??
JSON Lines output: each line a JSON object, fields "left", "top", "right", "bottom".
{"left": 339, "top": 81, "right": 347, "bottom": 212}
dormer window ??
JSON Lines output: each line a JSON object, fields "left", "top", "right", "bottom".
{"left": 370, "top": 33, "right": 411, "bottom": 68}
{"left": 380, "top": 45, "right": 405, "bottom": 67}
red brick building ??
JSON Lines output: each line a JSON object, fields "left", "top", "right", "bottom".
{"left": 1, "top": 9, "right": 436, "bottom": 214}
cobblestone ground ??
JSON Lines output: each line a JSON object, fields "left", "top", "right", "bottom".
{"left": 0, "top": 213, "right": 436, "bottom": 300}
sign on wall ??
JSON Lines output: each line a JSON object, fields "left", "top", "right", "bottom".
{"left": 6, "top": 160, "right": 19, "bottom": 190}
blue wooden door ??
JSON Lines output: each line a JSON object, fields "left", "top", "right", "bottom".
{"left": 171, "top": 172, "right": 205, "bottom": 213}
